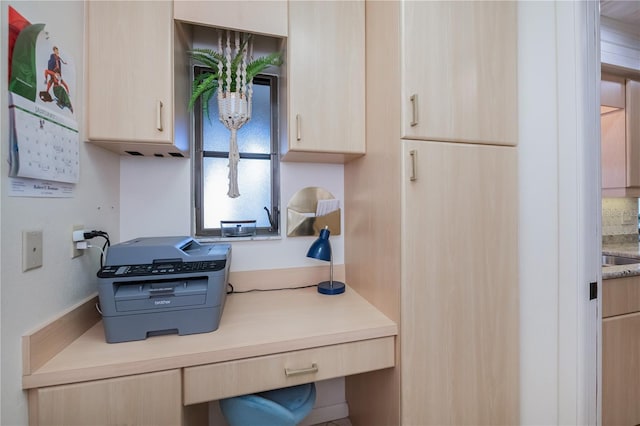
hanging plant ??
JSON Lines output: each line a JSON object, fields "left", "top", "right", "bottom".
{"left": 188, "top": 31, "right": 283, "bottom": 199}
{"left": 188, "top": 33, "right": 283, "bottom": 120}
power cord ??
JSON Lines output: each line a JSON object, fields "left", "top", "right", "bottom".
{"left": 226, "top": 282, "right": 318, "bottom": 294}
{"left": 75, "top": 229, "right": 110, "bottom": 267}
{"left": 76, "top": 241, "right": 105, "bottom": 260}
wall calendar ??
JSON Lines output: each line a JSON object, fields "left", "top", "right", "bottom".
{"left": 8, "top": 6, "right": 79, "bottom": 196}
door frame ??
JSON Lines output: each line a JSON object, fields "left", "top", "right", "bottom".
{"left": 555, "top": 1, "right": 601, "bottom": 425}
{"left": 518, "top": 1, "right": 600, "bottom": 424}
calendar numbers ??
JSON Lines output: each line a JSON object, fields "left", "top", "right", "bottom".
{"left": 9, "top": 95, "right": 79, "bottom": 184}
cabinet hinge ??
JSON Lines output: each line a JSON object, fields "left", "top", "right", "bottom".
{"left": 589, "top": 281, "right": 597, "bottom": 300}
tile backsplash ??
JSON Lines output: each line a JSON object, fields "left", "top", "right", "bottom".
{"left": 602, "top": 198, "right": 639, "bottom": 241}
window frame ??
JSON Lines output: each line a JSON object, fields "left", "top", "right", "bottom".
{"left": 193, "top": 67, "right": 280, "bottom": 238}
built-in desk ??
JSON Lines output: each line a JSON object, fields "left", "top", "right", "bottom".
{"left": 23, "top": 286, "right": 397, "bottom": 426}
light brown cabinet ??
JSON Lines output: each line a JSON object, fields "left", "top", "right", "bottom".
{"left": 603, "top": 275, "right": 640, "bottom": 426}
{"left": 28, "top": 370, "right": 183, "bottom": 426}
{"left": 627, "top": 80, "right": 640, "bottom": 187}
{"left": 86, "top": 1, "right": 189, "bottom": 157}
{"left": 601, "top": 75, "right": 640, "bottom": 196}
{"left": 344, "top": 1, "right": 519, "bottom": 424}
{"left": 401, "top": 1, "right": 517, "bottom": 146}
{"left": 401, "top": 140, "right": 519, "bottom": 425}
{"left": 183, "top": 337, "right": 394, "bottom": 405}
{"left": 173, "top": 0, "right": 288, "bottom": 37}
{"left": 282, "top": 0, "right": 365, "bottom": 162}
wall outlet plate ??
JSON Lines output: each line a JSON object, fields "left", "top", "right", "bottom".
{"left": 23, "top": 230, "right": 43, "bottom": 272}
{"left": 72, "top": 224, "right": 84, "bottom": 258}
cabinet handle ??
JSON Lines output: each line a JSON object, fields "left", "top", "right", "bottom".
{"left": 284, "top": 363, "right": 318, "bottom": 377}
{"left": 410, "top": 94, "right": 419, "bottom": 127}
{"left": 409, "top": 149, "right": 417, "bottom": 181}
{"left": 157, "top": 100, "right": 164, "bottom": 132}
{"left": 296, "top": 114, "right": 302, "bottom": 141}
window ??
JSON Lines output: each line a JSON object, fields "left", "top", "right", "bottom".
{"left": 194, "top": 67, "right": 280, "bottom": 237}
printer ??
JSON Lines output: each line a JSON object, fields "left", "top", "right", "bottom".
{"left": 97, "top": 236, "right": 231, "bottom": 343}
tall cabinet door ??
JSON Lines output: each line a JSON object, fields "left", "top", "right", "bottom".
{"left": 401, "top": 140, "right": 519, "bottom": 425}
{"left": 86, "top": 1, "right": 174, "bottom": 144}
{"left": 285, "top": 0, "right": 365, "bottom": 160}
{"left": 401, "top": 1, "right": 517, "bottom": 146}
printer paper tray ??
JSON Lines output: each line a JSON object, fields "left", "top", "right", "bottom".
{"left": 114, "top": 278, "right": 208, "bottom": 312}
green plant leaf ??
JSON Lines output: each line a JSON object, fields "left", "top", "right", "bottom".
{"left": 189, "top": 73, "right": 218, "bottom": 111}
{"left": 201, "top": 86, "right": 216, "bottom": 121}
{"left": 188, "top": 48, "right": 225, "bottom": 70}
{"left": 246, "top": 52, "right": 284, "bottom": 82}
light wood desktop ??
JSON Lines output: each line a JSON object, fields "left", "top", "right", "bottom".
{"left": 23, "top": 285, "right": 397, "bottom": 426}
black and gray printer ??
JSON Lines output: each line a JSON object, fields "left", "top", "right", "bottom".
{"left": 97, "top": 236, "right": 231, "bottom": 343}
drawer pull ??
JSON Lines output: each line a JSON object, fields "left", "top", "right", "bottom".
{"left": 409, "top": 149, "right": 417, "bottom": 181}
{"left": 410, "top": 94, "right": 419, "bottom": 127}
{"left": 296, "top": 114, "right": 302, "bottom": 141}
{"left": 156, "top": 100, "right": 164, "bottom": 132}
{"left": 284, "top": 363, "right": 318, "bottom": 377}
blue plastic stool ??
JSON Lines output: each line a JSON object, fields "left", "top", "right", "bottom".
{"left": 219, "top": 383, "right": 316, "bottom": 426}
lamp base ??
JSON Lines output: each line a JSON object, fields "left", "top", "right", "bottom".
{"left": 317, "top": 281, "right": 346, "bottom": 295}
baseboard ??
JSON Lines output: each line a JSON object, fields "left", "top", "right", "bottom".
{"left": 299, "top": 402, "right": 349, "bottom": 426}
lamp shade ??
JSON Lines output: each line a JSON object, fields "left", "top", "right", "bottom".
{"left": 305, "top": 227, "right": 345, "bottom": 295}
{"left": 306, "top": 228, "right": 332, "bottom": 261}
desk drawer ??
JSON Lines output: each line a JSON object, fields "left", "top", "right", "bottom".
{"left": 183, "top": 336, "right": 395, "bottom": 405}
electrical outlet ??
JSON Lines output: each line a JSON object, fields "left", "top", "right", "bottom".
{"left": 72, "top": 224, "right": 84, "bottom": 258}
{"left": 22, "top": 230, "right": 43, "bottom": 272}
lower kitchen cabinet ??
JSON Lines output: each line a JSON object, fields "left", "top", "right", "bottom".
{"left": 603, "top": 312, "right": 640, "bottom": 426}
{"left": 603, "top": 274, "right": 640, "bottom": 426}
{"left": 28, "top": 370, "right": 182, "bottom": 426}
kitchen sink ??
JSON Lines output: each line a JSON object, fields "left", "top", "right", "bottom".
{"left": 602, "top": 254, "right": 640, "bottom": 267}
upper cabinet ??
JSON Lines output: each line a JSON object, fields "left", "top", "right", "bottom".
{"left": 85, "top": 1, "right": 189, "bottom": 157}
{"left": 173, "top": 0, "right": 287, "bottom": 37}
{"left": 282, "top": 0, "right": 365, "bottom": 162}
{"left": 401, "top": 1, "right": 518, "bottom": 146}
{"left": 601, "top": 75, "right": 640, "bottom": 196}
{"left": 627, "top": 79, "right": 640, "bottom": 186}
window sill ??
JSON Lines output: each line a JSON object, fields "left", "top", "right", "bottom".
{"left": 197, "top": 234, "right": 282, "bottom": 243}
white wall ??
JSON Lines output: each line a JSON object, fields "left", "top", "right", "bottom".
{"left": 0, "top": 2, "right": 120, "bottom": 424}
{"left": 518, "top": 3, "right": 560, "bottom": 422}
{"left": 120, "top": 159, "right": 345, "bottom": 271}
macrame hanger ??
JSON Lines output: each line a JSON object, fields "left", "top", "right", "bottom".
{"left": 217, "top": 30, "right": 251, "bottom": 198}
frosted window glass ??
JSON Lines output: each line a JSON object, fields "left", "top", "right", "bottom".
{"left": 203, "top": 83, "right": 271, "bottom": 154}
{"left": 195, "top": 71, "right": 279, "bottom": 236}
{"left": 202, "top": 157, "right": 271, "bottom": 229}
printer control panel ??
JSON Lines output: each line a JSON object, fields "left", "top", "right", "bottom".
{"left": 98, "top": 260, "right": 226, "bottom": 278}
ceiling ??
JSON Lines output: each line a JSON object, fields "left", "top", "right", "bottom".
{"left": 601, "top": 0, "right": 640, "bottom": 27}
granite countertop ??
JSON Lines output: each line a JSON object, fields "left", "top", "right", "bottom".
{"left": 602, "top": 241, "right": 640, "bottom": 280}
